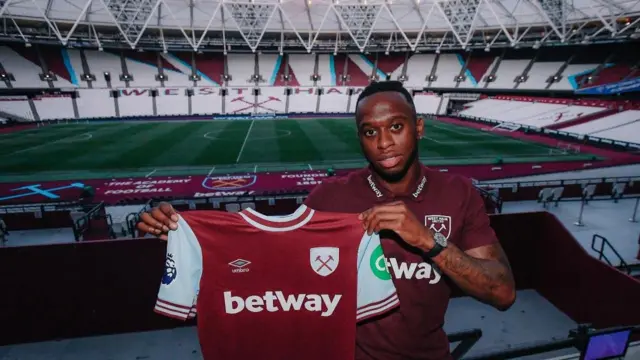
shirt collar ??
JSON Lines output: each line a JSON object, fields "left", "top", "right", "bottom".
{"left": 364, "top": 164, "right": 429, "bottom": 202}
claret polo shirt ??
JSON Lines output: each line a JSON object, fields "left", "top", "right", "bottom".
{"left": 304, "top": 164, "right": 499, "bottom": 360}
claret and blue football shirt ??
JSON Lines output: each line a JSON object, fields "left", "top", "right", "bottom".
{"left": 154, "top": 204, "right": 399, "bottom": 360}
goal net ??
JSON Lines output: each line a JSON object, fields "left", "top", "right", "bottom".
{"left": 549, "top": 142, "right": 581, "bottom": 155}
{"left": 490, "top": 122, "right": 521, "bottom": 132}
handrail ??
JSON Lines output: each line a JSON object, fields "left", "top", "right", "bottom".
{"left": 591, "top": 234, "right": 630, "bottom": 275}
{"left": 125, "top": 201, "right": 153, "bottom": 237}
{"left": 475, "top": 186, "right": 503, "bottom": 214}
{"left": 448, "top": 328, "right": 483, "bottom": 360}
{"left": 72, "top": 202, "right": 106, "bottom": 241}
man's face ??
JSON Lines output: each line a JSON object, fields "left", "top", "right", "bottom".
{"left": 356, "top": 91, "right": 424, "bottom": 183}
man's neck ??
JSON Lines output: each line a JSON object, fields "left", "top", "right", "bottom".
{"left": 373, "top": 161, "right": 422, "bottom": 196}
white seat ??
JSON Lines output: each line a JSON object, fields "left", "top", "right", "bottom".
{"left": 241, "top": 202, "right": 256, "bottom": 210}
{"left": 225, "top": 203, "right": 241, "bottom": 213}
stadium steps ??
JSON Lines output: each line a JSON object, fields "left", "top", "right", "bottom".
{"left": 482, "top": 49, "right": 505, "bottom": 89}
{"left": 427, "top": 52, "right": 440, "bottom": 87}
{"left": 545, "top": 53, "right": 576, "bottom": 90}
{"left": 577, "top": 53, "right": 615, "bottom": 88}
{"left": 546, "top": 108, "right": 619, "bottom": 130}
{"left": 513, "top": 50, "right": 539, "bottom": 89}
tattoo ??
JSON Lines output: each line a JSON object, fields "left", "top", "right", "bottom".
{"left": 432, "top": 243, "right": 514, "bottom": 308}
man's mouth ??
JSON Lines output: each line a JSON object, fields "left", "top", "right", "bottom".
{"left": 378, "top": 155, "right": 402, "bottom": 169}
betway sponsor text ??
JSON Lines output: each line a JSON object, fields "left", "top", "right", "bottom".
{"left": 224, "top": 291, "right": 341, "bottom": 317}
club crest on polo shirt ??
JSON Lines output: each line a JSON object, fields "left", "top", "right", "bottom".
{"left": 424, "top": 215, "right": 452, "bottom": 240}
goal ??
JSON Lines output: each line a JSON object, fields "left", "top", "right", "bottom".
{"left": 490, "top": 122, "right": 521, "bottom": 132}
{"left": 549, "top": 142, "right": 581, "bottom": 155}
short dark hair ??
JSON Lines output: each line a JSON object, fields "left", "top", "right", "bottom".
{"left": 355, "top": 81, "right": 416, "bottom": 119}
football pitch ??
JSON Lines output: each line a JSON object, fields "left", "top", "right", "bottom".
{"left": 0, "top": 117, "right": 600, "bottom": 182}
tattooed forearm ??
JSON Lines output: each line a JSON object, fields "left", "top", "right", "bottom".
{"left": 431, "top": 243, "right": 515, "bottom": 310}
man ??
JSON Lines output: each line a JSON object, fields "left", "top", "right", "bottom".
{"left": 138, "top": 81, "right": 516, "bottom": 360}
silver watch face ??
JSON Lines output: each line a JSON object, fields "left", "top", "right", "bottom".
{"left": 433, "top": 232, "right": 448, "bottom": 247}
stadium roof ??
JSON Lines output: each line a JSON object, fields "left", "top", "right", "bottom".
{"left": 0, "top": 0, "right": 639, "bottom": 52}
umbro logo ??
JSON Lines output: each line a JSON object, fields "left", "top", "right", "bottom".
{"left": 229, "top": 259, "right": 251, "bottom": 273}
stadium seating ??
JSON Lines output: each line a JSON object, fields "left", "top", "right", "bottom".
{"left": 404, "top": 54, "right": 436, "bottom": 88}
{"left": 563, "top": 110, "right": 640, "bottom": 141}
{"left": 33, "top": 95, "right": 74, "bottom": 120}
{"left": 0, "top": 44, "right": 637, "bottom": 91}
{"left": 0, "top": 96, "right": 35, "bottom": 120}
{"left": 459, "top": 97, "right": 610, "bottom": 128}
{"left": 76, "top": 89, "right": 116, "bottom": 118}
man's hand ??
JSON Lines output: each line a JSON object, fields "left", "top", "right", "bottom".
{"left": 359, "top": 201, "right": 435, "bottom": 252}
{"left": 360, "top": 201, "right": 516, "bottom": 310}
{"left": 136, "top": 202, "right": 180, "bottom": 241}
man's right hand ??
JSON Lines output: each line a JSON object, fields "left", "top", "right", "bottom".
{"left": 136, "top": 202, "right": 180, "bottom": 241}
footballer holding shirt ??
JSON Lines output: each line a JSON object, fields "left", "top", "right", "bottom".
{"left": 138, "top": 81, "right": 516, "bottom": 360}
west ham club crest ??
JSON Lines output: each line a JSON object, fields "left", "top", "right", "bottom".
{"left": 310, "top": 247, "right": 340, "bottom": 277}
{"left": 424, "top": 215, "right": 452, "bottom": 240}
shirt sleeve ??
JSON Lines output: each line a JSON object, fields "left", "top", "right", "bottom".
{"left": 355, "top": 231, "right": 399, "bottom": 322}
{"left": 154, "top": 215, "right": 203, "bottom": 321}
{"left": 303, "top": 182, "right": 333, "bottom": 211}
{"left": 457, "top": 180, "right": 499, "bottom": 252}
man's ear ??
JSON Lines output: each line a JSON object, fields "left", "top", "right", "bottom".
{"left": 415, "top": 117, "right": 425, "bottom": 139}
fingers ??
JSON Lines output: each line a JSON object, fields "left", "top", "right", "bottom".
{"left": 150, "top": 208, "right": 173, "bottom": 232}
{"left": 360, "top": 203, "right": 406, "bottom": 223}
{"left": 159, "top": 202, "right": 179, "bottom": 224}
{"left": 136, "top": 221, "right": 168, "bottom": 241}
{"left": 371, "top": 220, "right": 400, "bottom": 235}
{"left": 139, "top": 212, "right": 166, "bottom": 235}
{"left": 364, "top": 212, "right": 402, "bottom": 235}
{"left": 137, "top": 220, "right": 158, "bottom": 239}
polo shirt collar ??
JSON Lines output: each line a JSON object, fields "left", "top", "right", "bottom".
{"left": 364, "top": 164, "right": 428, "bottom": 202}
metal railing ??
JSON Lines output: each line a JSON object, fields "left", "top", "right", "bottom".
{"left": 448, "top": 328, "right": 483, "bottom": 360}
{"left": 591, "top": 234, "right": 630, "bottom": 275}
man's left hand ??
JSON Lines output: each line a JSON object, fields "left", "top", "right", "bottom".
{"left": 359, "top": 201, "right": 434, "bottom": 252}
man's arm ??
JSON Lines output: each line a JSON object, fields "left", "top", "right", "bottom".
{"left": 426, "top": 242, "right": 515, "bottom": 310}
{"left": 360, "top": 199, "right": 516, "bottom": 311}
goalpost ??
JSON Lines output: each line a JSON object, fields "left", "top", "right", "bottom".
{"left": 490, "top": 122, "right": 521, "bottom": 132}
{"left": 549, "top": 142, "right": 581, "bottom": 155}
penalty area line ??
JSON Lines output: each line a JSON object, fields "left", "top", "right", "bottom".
{"left": 145, "top": 169, "right": 157, "bottom": 178}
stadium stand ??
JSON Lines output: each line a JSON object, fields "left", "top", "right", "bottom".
{"left": 0, "top": 44, "right": 637, "bottom": 92}
{"left": 2, "top": 0, "right": 640, "bottom": 356}
{"left": 0, "top": 96, "right": 35, "bottom": 120}
{"left": 289, "top": 54, "right": 316, "bottom": 86}
{"left": 563, "top": 110, "right": 640, "bottom": 138}
{"left": 404, "top": 54, "right": 436, "bottom": 88}
{"left": 458, "top": 97, "right": 614, "bottom": 129}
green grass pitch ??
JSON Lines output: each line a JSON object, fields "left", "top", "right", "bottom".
{"left": 0, "top": 118, "right": 599, "bottom": 182}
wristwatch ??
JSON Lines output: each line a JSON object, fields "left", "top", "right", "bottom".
{"left": 425, "top": 232, "right": 448, "bottom": 258}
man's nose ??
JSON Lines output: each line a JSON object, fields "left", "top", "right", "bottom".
{"left": 377, "top": 130, "right": 393, "bottom": 149}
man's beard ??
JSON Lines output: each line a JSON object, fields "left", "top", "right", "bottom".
{"left": 368, "top": 145, "right": 419, "bottom": 184}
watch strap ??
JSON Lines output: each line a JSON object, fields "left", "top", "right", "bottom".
{"left": 425, "top": 242, "right": 444, "bottom": 258}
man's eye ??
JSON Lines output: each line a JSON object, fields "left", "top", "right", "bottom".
{"left": 391, "top": 123, "right": 403, "bottom": 131}
{"left": 364, "top": 129, "right": 376, "bottom": 137}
